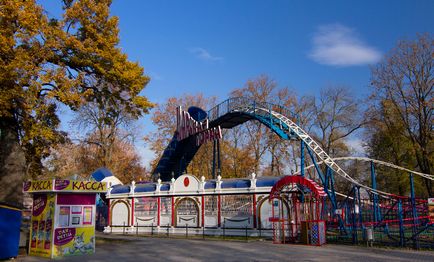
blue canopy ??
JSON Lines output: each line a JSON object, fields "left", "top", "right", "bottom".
{"left": 91, "top": 167, "right": 113, "bottom": 182}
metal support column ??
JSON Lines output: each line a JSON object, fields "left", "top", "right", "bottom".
{"left": 352, "top": 186, "right": 358, "bottom": 244}
{"left": 398, "top": 199, "right": 405, "bottom": 247}
{"left": 409, "top": 173, "right": 419, "bottom": 249}
{"left": 300, "top": 140, "right": 305, "bottom": 177}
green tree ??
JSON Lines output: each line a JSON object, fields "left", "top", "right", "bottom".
{"left": 368, "top": 34, "right": 433, "bottom": 196}
{"left": 0, "top": 0, "right": 152, "bottom": 206}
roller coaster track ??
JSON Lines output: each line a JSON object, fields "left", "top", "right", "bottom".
{"left": 155, "top": 97, "right": 432, "bottom": 198}
{"left": 329, "top": 157, "right": 434, "bottom": 180}
{"left": 300, "top": 157, "right": 434, "bottom": 181}
{"left": 295, "top": 157, "right": 433, "bottom": 199}
{"left": 232, "top": 103, "right": 395, "bottom": 197}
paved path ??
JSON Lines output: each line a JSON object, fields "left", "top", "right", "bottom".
{"left": 17, "top": 234, "right": 434, "bottom": 262}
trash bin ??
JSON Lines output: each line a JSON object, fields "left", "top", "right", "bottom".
{"left": 0, "top": 204, "right": 22, "bottom": 259}
{"left": 365, "top": 227, "right": 374, "bottom": 247}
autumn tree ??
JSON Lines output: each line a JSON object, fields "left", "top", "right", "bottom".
{"left": 0, "top": 0, "right": 152, "bottom": 206}
{"left": 220, "top": 125, "right": 256, "bottom": 178}
{"left": 230, "top": 75, "right": 285, "bottom": 175}
{"left": 47, "top": 134, "right": 147, "bottom": 183}
{"left": 367, "top": 34, "right": 433, "bottom": 196}
{"left": 145, "top": 94, "right": 216, "bottom": 176}
{"left": 307, "top": 86, "right": 364, "bottom": 157}
{"left": 70, "top": 90, "right": 140, "bottom": 168}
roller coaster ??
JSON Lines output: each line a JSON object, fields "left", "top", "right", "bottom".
{"left": 153, "top": 97, "right": 434, "bottom": 248}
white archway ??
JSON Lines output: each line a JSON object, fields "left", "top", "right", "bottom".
{"left": 111, "top": 200, "right": 130, "bottom": 226}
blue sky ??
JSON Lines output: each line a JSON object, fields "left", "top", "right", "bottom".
{"left": 39, "top": 0, "right": 434, "bottom": 167}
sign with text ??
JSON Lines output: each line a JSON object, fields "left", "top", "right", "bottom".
{"left": 54, "top": 180, "right": 107, "bottom": 193}
{"left": 176, "top": 106, "right": 222, "bottom": 146}
{"left": 23, "top": 180, "right": 53, "bottom": 193}
{"left": 24, "top": 180, "right": 107, "bottom": 193}
{"left": 52, "top": 227, "right": 95, "bottom": 257}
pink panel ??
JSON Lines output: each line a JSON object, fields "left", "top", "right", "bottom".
{"left": 57, "top": 194, "right": 95, "bottom": 205}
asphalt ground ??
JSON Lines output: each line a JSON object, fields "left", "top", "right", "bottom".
{"left": 15, "top": 234, "right": 434, "bottom": 262}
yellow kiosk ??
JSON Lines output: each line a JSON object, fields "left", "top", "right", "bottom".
{"left": 23, "top": 179, "right": 107, "bottom": 258}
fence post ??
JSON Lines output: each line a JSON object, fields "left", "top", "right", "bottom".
{"left": 223, "top": 221, "right": 226, "bottom": 240}
{"left": 136, "top": 222, "right": 138, "bottom": 236}
{"left": 151, "top": 223, "right": 154, "bottom": 236}
{"left": 409, "top": 173, "right": 419, "bottom": 249}
{"left": 167, "top": 224, "right": 170, "bottom": 237}
{"left": 186, "top": 224, "right": 188, "bottom": 238}
{"left": 123, "top": 222, "right": 126, "bottom": 235}
{"left": 398, "top": 199, "right": 405, "bottom": 247}
{"left": 352, "top": 187, "right": 358, "bottom": 245}
{"left": 203, "top": 225, "right": 205, "bottom": 239}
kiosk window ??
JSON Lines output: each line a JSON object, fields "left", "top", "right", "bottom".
{"left": 71, "top": 216, "right": 81, "bottom": 225}
{"left": 71, "top": 206, "right": 82, "bottom": 214}
{"left": 59, "top": 206, "right": 70, "bottom": 227}
{"left": 83, "top": 206, "right": 93, "bottom": 225}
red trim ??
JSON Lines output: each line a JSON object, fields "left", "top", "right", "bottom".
{"left": 217, "top": 195, "right": 221, "bottom": 227}
{"left": 131, "top": 197, "right": 135, "bottom": 225}
{"left": 157, "top": 197, "right": 161, "bottom": 226}
{"left": 171, "top": 197, "right": 175, "bottom": 226}
{"left": 201, "top": 196, "right": 205, "bottom": 227}
{"left": 253, "top": 194, "right": 257, "bottom": 228}
{"left": 269, "top": 175, "right": 326, "bottom": 199}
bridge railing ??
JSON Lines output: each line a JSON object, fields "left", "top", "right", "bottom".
{"left": 207, "top": 97, "right": 299, "bottom": 123}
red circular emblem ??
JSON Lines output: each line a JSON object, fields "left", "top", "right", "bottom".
{"left": 183, "top": 177, "right": 190, "bottom": 187}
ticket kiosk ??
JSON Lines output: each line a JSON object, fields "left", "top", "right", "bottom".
{"left": 23, "top": 179, "right": 107, "bottom": 258}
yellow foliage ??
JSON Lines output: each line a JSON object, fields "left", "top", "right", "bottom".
{"left": 0, "top": 0, "right": 153, "bottom": 177}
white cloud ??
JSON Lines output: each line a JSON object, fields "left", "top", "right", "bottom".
{"left": 309, "top": 23, "right": 382, "bottom": 66}
{"left": 190, "top": 47, "right": 223, "bottom": 62}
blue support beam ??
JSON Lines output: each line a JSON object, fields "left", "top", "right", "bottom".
{"left": 300, "top": 140, "right": 305, "bottom": 177}
{"left": 409, "top": 173, "right": 419, "bottom": 249}
{"left": 398, "top": 199, "right": 405, "bottom": 247}
{"left": 305, "top": 146, "right": 325, "bottom": 185}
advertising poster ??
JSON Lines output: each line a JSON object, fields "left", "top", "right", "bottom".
{"left": 52, "top": 227, "right": 95, "bottom": 257}
{"left": 83, "top": 207, "right": 93, "bottom": 225}
{"left": 29, "top": 193, "right": 55, "bottom": 258}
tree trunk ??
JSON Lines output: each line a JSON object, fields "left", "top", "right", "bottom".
{"left": 418, "top": 152, "right": 433, "bottom": 197}
{"left": 0, "top": 117, "right": 26, "bottom": 208}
